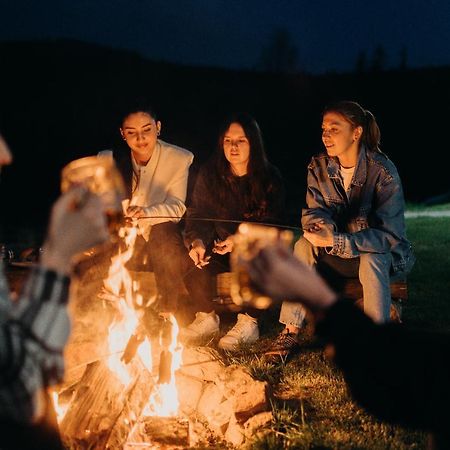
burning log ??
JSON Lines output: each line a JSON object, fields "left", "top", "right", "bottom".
{"left": 125, "top": 416, "right": 190, "bottom": 448}
{"left": 120, "top": 327, "right": 145, "bottom": 364}
{"left": 105, "top": 364, "right": 155, "bottom": 449}
{"left": 59, "top": 357, "right": 154, "bottom": 449}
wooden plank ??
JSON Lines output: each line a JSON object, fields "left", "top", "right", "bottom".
{"left": 341, "top": 279, "right": 408, "bottom": 301}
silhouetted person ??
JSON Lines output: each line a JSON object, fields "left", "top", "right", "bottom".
{"left": 0, "top": 133, "right": 109, "bottom": 449}
{"left": 247, "top": 243, "right": 448, "bottom": 450}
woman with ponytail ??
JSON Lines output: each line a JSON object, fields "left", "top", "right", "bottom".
{"left": 264, "top": 100, "right": 415, "bottom": 362}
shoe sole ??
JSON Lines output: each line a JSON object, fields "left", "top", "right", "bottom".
{"left": 263, "top": 346, "right": 301, "bottom": 363}
{"left": 218, "top": 336, "right": 259, "bottom": 351}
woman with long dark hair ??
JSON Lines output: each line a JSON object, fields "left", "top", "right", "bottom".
{"left": 180, "top": 112, "right": 286, "bottom": 349}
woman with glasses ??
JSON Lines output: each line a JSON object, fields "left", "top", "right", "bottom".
{"left": 180, "top": 112, "right": 286, "bottom": 350}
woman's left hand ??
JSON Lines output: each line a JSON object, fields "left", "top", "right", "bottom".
{"left": 303, "top": 222, "right": 334, "bottom": 247}
{"left": 126, "top": 205, "right": 147, "bottom": 218}
{"left": 213, "top": 238, "right": 234, "bottom": 255}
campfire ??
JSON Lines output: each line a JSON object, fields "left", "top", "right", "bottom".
{"left": 51, "top": 223, "right": 273, "bottom": 449}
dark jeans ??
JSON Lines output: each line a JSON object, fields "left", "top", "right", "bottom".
{"left": 126, "top": 222, "right": 224, "bottom": 317}
{"left": 127, "top": 222, "right": 191, "bottom": 313}
{"left": 182, "top": 252, "right": 230, "bottom": 317}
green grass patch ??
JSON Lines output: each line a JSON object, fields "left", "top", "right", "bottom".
{"left": 405, "top": 217, "right": 450, "bottom": 332}
{"left": 405, "top": 202, "right": 450, "bottom": 212}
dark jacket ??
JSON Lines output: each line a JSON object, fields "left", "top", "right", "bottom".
{"left": 184, "top": 161, "right": 286, "bottom": 247}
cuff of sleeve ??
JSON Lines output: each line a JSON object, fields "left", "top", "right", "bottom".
{"left": 328, "top": 232, "right": 344, "bottom": 255}
{"left": 28, "top": 266, "right": 71, "bottom": 305}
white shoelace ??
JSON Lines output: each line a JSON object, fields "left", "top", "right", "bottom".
{"left": 227, "top": 319, "right": 252, "bottom": 337}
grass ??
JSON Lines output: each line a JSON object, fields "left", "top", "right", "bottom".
{"left": 216, "top": 213, "right": 450, "bottom": 449}
{"left": 405, "top": 202, "right": 450, "bottom": 212}
{"left": 404, "top": 216, "right": 450, "bottom": 332}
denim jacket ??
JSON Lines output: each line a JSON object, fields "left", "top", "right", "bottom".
{"left": 301, "top": 147, "right": 415, "bottom": 275}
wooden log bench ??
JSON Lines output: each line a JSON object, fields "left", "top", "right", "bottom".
{"left": 337, "top": 277, "right": 408, "bottom": 322}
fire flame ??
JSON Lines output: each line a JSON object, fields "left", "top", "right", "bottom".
{"left": 143, "top": 313, "right": 183, "bottom": 417}
{"left": 52, "top": 221, "right": 182, "bottom": 425}
{"left": 51, "top": 391, "right": 69, "bottom": 423}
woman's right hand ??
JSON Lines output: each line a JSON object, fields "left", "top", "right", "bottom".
{"left": 188, "top": 239, "right": 210, "bottom": 268}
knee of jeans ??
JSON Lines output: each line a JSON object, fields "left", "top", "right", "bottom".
{"left": 294, "top": 236, "right": 313, "bottom": 257}
{"left": 359, "top": 252, "right": 391, "bottom": 276}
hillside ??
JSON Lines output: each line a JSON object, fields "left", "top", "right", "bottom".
{"left": 1, "top": 39, "right": 449, "bottom": 238}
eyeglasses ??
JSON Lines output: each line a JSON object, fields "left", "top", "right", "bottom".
{"left": 223, "top": 138, "right": 249, "bottom": 149}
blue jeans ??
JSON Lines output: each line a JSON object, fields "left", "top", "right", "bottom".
{"left": 279, "top": 237, "right": 393, "bottom": 326}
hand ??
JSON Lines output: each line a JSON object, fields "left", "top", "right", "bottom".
{"left": 189, "top": 239, "right": 211, "bottom": 268}
{"left": 40, "top": 186, "right": 109, "bottom": 274}
{"left": 213, "top": 238, "right": 233, "bottom": 255}
{"left": 126, "top": 205, "right": 147, "bottom": 219}
{"left": 303, "top": 221, "right": 334, "bottom": 247}
{"left": 246, "top": 243, "right": 337, "bottom": 314}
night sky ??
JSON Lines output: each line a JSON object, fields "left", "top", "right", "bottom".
{"left": 1, "top": 0, "right": 450, "bottom": 74}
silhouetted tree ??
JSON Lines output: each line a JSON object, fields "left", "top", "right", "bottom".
{"left": 258, "top": 28, "right": 299, "bottom": 74}
{"left": 399, "top": 46, "right": 408, "bottom": 70}
{"left": 355, "top": 50, "right": 367, "bottom": 74}
{"left": 371, "top": 45, "right": 387, "bottom": 72}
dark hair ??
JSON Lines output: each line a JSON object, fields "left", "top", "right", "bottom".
{"left": 323, "top": 101, "right": 381, "bottom": 152}
{"left": 206, "top": 112, "right": 279, "bottom": 219}
{"left": 118, "top": 99, "right": 158, "bottom": 127}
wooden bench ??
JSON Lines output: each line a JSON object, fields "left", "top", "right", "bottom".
{"left": 337, "top": 278, "right": 408, "bottom": 322}
{"left": 213, "top": 272, "right": 408, "bottom": 322}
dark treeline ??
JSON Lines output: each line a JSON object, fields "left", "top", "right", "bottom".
{"left": 1, "top": 39, "right": 449, "bottom": 243}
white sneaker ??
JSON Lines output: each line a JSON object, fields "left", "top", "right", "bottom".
{"left": 218, "top": 314, "right": 259, "bottom": 351}
{"left": 179, "top": 311, "right": 220, "bottom": 343}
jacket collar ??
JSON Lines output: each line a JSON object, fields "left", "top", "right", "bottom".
{"left": 327, "top": 146, "right": 368, "bottom": 187}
